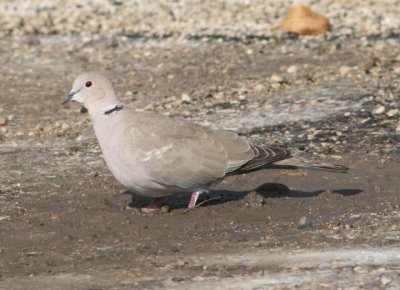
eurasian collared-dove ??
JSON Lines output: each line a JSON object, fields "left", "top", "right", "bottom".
{"left": 63, "top": 72, "right": 348, "bottom": 212}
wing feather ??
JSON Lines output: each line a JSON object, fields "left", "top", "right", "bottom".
{"left": 127, "top": 115, "right": 229, "bottom": 188}
{"left": 116, "top": 111, "right": 289, "bottom": 189}
{"left": 229, "top": 144, "right": 291, "bottom": 175}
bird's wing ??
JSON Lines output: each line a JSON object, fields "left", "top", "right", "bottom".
{"left": 229, "top": 144, "right": 291, "bottom": 175}
{"left": 124, "top": 112, "right": 254, "bottom": 188}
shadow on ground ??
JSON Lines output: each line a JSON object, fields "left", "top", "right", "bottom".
{"left": 124, "top": 182, "right": 363, "bottom": 210}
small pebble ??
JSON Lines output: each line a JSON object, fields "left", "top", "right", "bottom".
{"left": 386, "top": 109, "right": 398, "bottom": 117}
{"left": 297, "top": 216, "right": 311, "bottom": 229}
{"left": 61, "top": 123, "right": 70, "bottom": 131}
{"left": 243, "top": 191, "right": 265, "bottom": 208}
{"left": 307, "top": 133, "right": 316, "bottom": 141}
{"left": 160, "top": 205, "right": 170, "bottom": 213}
{"left": 352, "top": 266, "right": 367, "bottom": 273}
{"left": 27, "top": 36, "right": 41, "bottom": 46}
{"left": 270, "top": 75, "right": 283, "bottom": 83}
{"left": 395, "top": 121, "right": 400, "bottom": 133}
{"left": 372, "top": 105, "right": 385, "bottom": 115}
{"left": 380, "top": 275, "right": 392, "bottom": 286}
{"left": 180, "top": 110, "right": 191, "bottom": 117}
{"left": 263, "top": 103, "right": 273, "bottom": 109}
{"left": 254, "top": 84, "right": 264, "bottom": 91}
{"left": 0, "top": 116, "right": 7, "bottom": 126}
{"left": 339, "top": 66, "right": 352, "bottom": 76}
{"left": 106, "top": 35, "right": 118, "bottom": 48}
{"left": 0, "top": 215, "right": 10, "bottom": 221}
{"left": 287, "top": 65, "right": 298, "bottom": 74}
{"left": 360, "top": 57, "right": 379, "bottom": 71}
{"left": 181, "top": 93, "right": 191, "bottom": 103}
{"left": 393, "top": 67, "right": 400, "bottom": 75}
{"left": 214, "top": 92, "right": 224, "bottom": 100}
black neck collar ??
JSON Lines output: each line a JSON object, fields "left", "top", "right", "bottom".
{"left": 104, "top": 104, "right": 123, "bottom": 115}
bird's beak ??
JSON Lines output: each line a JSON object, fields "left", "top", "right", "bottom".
{"left": 62, "top": 91, "right": 77, "bottom": 104}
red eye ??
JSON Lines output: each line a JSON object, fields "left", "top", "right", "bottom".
{"left": 85, "top": 81, "right": 92, "bottom": 88}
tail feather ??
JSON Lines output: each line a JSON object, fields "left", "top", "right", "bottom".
{"left": 229, "top": 143, "right": 349, "bottom": 175}
{"left": 273, "top": 157, "right": 349, "bottom": 173}
{"left": 230, "top": 144, "right": 291, "bottom": 175}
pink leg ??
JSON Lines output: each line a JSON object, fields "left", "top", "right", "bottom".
{"left": 188, "top": 191, "right": 203, "bottom": 208}
{"left": 141, "top": 197, "right": 167, "bottom": 213}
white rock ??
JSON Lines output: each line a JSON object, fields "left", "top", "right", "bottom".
{"left": 393, "top": 66, "right": 400, "bottom": 75}
{"left": 181, "top": 93, "right": 191, "bottom": 103}
{"left": 386, "top": 109, "right": 399, "bottom": 117}
{"left": 396, "top": 121, "right": 400, "bottom": 134}
{"left": 287, "top": 65, "right": 298, "bottom": 74}
{"left": 372, "top": 105, "right": 385, "bottom": 115}
{"left": 254, "top": 84, "right": 264, "bottom": 91}
{"left": 263, "top": 103, "right": 273, "bottom": 109}
{"left": 380, "top": 275, "right": 392, "bottom": 286}
{"left": 214, "top": 92, "right": 224, "bottom": 100}
{"left": 339, "top": 66, "right": 352, "bottom": 76}
{"left": 61, "top": 123, "right": 70, "bottom": 131}
{"left": 352, "top": 266, "right": 367, "bottom": 273}
{"left": 180, "top": 110, "right": 191, "bottom": 117}
{"left": 270, "top": 74, "right": 283, "bottom": 83}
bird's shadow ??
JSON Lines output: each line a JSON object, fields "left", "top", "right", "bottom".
{"left": 123, "top": 182, "right": 363, "bottom": 210}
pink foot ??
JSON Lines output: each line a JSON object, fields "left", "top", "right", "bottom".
{"left": 141, "top": 197, "right": 167, "bottom": 213}
{"left": 188, "top": 191, "right": 203, "bottom": 208}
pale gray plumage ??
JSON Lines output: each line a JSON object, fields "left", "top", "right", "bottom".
{"left": 63, "top": 72, "right": 348, "bottom": 205}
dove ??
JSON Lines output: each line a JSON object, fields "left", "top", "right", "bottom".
{"left": 63, "top": 72, "right": 348, "bottom": 212}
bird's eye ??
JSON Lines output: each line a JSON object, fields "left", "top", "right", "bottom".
{"left": 85, "top": 81, "right": 92, "bottom": 88}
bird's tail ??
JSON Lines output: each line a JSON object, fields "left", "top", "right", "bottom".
{"left": 272, "top": 157, "right": 349, "bottom": 173}
{"left": 229, "top": 144, "right": 349, "bottom": 175}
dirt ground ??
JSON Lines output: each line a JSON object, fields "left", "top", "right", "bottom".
{"left": 1, "top": 1, "right": 400, "bottom": 289}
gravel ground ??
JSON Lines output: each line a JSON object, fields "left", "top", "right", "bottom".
{"left": 0, "top": 1, "right": 400, "bottom": 289}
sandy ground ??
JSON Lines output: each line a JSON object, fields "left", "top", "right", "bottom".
{"left": 1, "top": 1, "right": 400, "bottom": 289}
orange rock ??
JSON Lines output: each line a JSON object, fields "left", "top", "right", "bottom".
{"left": 279, "top": 5, "right": 330, "bottom": 35}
